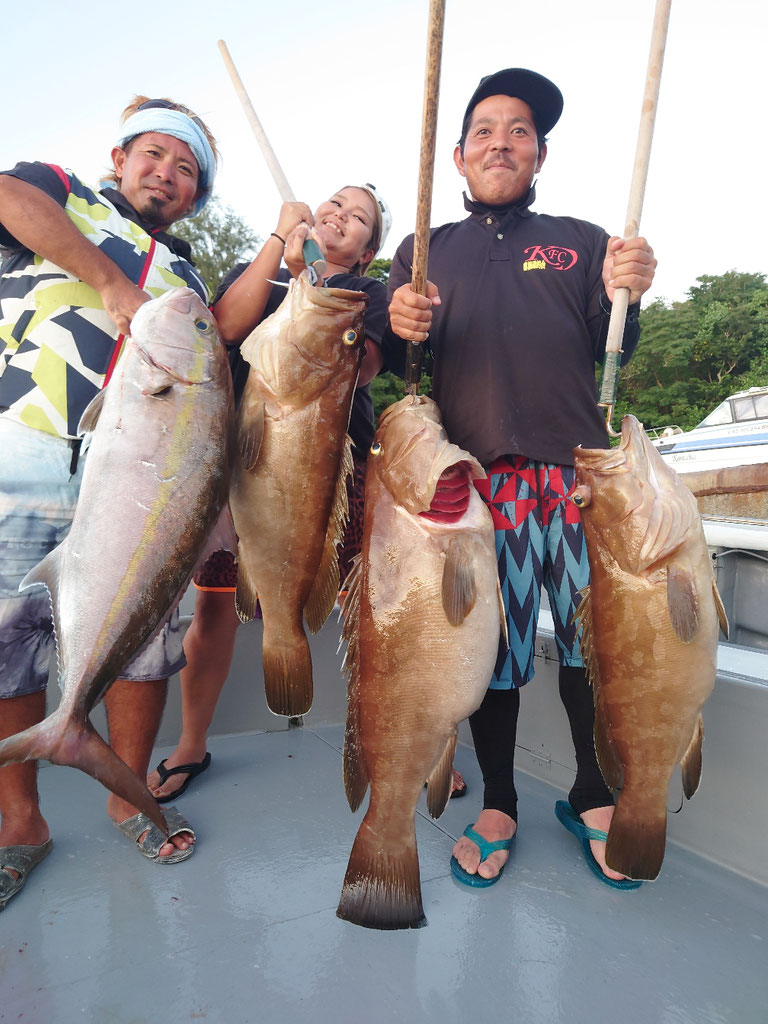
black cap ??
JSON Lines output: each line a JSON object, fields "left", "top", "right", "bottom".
{"left": 461, "top": 68, "right": 564, "bottom": 141}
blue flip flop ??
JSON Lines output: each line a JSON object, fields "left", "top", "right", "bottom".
{"left": 554, "top": 800, "right": 642, "bottom": 891}
{"left": 450, "top": 825, "right": 515, "bottom": 888}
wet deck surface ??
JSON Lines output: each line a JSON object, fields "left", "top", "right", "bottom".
{"left": 3, "top": 724, "right": 767, "bottom": 1024}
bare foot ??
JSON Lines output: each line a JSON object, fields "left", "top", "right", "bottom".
{"left": 106, "top": 795, "right": 193, "bottom": 859}
{"left": 146, "top": 745, "right": 207, "bottom": 801}
{"left": 580, "top": 805, "right": 627, "bottom": 881}
{"left": 451, "top": 769, "right": 467, "bottom": 797}
{"left": 452, "top": 809, "right": 516, "bottom": 881}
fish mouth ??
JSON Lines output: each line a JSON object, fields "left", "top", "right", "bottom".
{"left": 419, "top": 462, "right": 473, "bottom": 523}
{"left": 574, "top": 414, "right": 648, "bottom": 475}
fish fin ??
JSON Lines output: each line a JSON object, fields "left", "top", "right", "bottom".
{"left": 237, "top": 399, "right": 265, "bottom": 472}
{"left": 574, "top": 587, "right": 623, "bottom": 789}
{"left": 425, "top": 732, "right": 457, "bottom": 819}
{"left": 340, "top": 556, "right": 369, "bottom": 811}
{"left": 680, "top": 715, "right": 704, "bottom": 799}
{"left": 337, "top": 818, "right": 425, "bottom": 930}
{"left": 638, "top": 484, "right": 699, "bottom": 571}
{"left": 605, "top": 793, "right": 666, "bottom": 881}
{"left": 712, "top": 577, "right": 729, "bottom": 639}
{"left": 0, "top": 708, "right": 167, "bottom": 834}
{"left": 234, "top": 558, "right": 260, "bottom": 623}
{"left": 497, "top": 579, "right": 509, "bottom": 649}
{"left": 305, "top": 436, "right": 352, "bottom": 634}
{"left": 77, "top": 388, "right": 107, "bottom": 434}
{"left": 666, "top": 564, "right": 700, "bottom": 643}
{"left": 573, "top": 586, "right": 598, "bottom": 686}
{"left": 441, "top": 537, "right": 477, "bottom": 626}
{"left": 261, "top": 634, "right": 313, "bottom": 716}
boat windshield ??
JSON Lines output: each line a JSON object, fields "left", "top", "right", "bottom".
{"left": 697, "top": 392, "right": 768, "bottom": 428}
{"left": 733, "top": 392, "right": 768, "bottom": 422}
{"left": 699, "top": 400, "right": 733, "bottom": 427}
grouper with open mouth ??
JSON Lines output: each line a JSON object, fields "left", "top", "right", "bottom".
{"left": 337, "top": 395, "right": 506, "bottom": 929}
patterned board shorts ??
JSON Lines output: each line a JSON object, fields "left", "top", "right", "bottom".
{"left": 0, "top": 419, "right": 185, "bottom": 698}
{"left": 473, "top": 455, "right": 589, "bottom": 689}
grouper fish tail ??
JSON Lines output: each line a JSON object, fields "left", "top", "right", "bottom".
{"left": 0, "top": 708, "right": 167, "bottom": 834}
{"left": 336, "top": 817, "right": 425, "bottom": 931}
{"left": 605, "top": 774, "right": 667, "bottom": 881}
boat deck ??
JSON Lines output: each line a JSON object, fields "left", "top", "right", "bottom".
{"left": 4, "top": 721, "right": 767, "bottom": 1024}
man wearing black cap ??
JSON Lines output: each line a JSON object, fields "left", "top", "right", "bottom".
{"left": 384, "top": 69, "right": 656, "bottom": 889}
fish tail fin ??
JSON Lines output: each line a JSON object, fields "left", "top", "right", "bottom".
{"left": 0, "top": 709, "right": 167, "bottom": 834}
{"left": 605, "top": 792, "right": 667, "bottom": 881}
{"left": 262, "top": 632, "right": 313, "bottom": 717}
{"left": 337, "top": 817, "right": 425, "bottom": 930}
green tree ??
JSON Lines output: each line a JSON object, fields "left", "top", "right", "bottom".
{"left": 173, "top": 195, "right": 260, "bottom": 297}
{"left": 614, "top": 270, "right": 768, "bottom": 432}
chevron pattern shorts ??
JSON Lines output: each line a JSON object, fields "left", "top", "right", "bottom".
{"left": 474, "top": 455, "right": 589, "bottom": 689}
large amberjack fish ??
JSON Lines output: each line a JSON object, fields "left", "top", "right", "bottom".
{"left": 230, "top": 270, "right": 368, "bottom": 717}
{"left": 337, "top": 395, "right": 506, "bottom": 930}
{"left": 572, "top": 414, "right": 728, "bottom": 880}
{"left": 0, "top": 288, "right": 234, "bottom": 831}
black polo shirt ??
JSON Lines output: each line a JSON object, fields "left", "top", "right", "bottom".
{"left": 383, "top": 191, "right": 640, "bottom": 467}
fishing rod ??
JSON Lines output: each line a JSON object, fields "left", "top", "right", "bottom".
{"left": 217, "top": 40, "right": 327, "bottom": 281}
{"left": 598, "top": 0, "right": 672, "bottom": 435}
{"left": 405, "top": 0, "right": 446, "bottom": 396}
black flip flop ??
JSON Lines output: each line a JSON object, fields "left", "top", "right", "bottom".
{"left": 153, "top": 752, "right": 211, "bottom": 803}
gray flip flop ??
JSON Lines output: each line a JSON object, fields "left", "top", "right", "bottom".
{"left": 114, "top": 806, "right": 195, "bottom": 864}
{"left": 0, "top": 839, "right": 54, "bottom": 910}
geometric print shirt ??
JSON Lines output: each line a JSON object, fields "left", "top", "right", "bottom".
{"left": 0, "top": 162, "right": 208, "bottom": 439}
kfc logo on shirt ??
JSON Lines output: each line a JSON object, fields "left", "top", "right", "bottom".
{"left": 522, "top": 244, "right": 579, "bottom": 272}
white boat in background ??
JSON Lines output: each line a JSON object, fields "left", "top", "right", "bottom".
{"left": 649, "top": 386, "right": 768, "bottom": 474}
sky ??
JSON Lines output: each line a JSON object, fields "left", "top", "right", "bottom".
{"left": 2, "top": 0, "right": 765, "bottom": 305}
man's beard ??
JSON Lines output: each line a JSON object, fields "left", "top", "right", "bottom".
{"left": 139, "top": 194, "right": 170, "bottom": 227}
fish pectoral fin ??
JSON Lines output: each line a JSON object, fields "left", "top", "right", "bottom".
{"left": 425, "top": 732, "right": 457, "bottom": 819}
{"left": 237, "top": 399, "right": 265, "bottom": 471}
{"left": 139, "top": 360, "right": 180, "bottom": 396}
{"left": 680, "top": 714, "right": 704, "bottom": 799}
{"left": 712, "top": 577, "right": 729, "bottom": 640}
{"left": 666, "top": 564, "right": 700, "bottom": 643}
{"left": 441, "top": 537, "right": 477, "bottom": 626}
{"left": 77, "top": 388, "right": 107, "bottom": 434}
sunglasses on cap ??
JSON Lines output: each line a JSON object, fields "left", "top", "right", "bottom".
{"left": 136, "top": 98, "right": 206, "bottom": 131}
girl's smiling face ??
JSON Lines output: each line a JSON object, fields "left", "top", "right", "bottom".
{"left": 313, "top": 187, "right": 377, "bottom": 271}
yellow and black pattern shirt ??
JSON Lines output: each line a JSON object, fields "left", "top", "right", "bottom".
{"left": 0, "top": 162, "right": 208, "bottom": 439}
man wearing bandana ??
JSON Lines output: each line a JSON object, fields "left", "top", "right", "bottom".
{"left": 0, "top": 96, "right": 218, "bottom": 905}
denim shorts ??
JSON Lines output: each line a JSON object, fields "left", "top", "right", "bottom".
{"left": 0, "top": 419, "right": 185, "bottom": 698}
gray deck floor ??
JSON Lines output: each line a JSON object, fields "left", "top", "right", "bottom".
{"left": 2, "top": 725, "right": 767, "bottom": 1024}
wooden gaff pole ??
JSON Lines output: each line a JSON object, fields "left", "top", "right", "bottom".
{"left": 597, "top": 0, "right": 672, "bottom": 433}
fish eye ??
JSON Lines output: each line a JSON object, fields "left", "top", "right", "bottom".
{"left": 571, "top": 487, "right": 591, "bottom": 508}
{"left": 342, "top": 329, "right": 357, "bottom": 346}
{"left": 195, "top": 319, "right": 211, "bottom": 332}
{"left": 370, "top": 441, "right": 382, "bottom": 456}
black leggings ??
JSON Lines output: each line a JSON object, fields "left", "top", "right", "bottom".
{"left": 468, "top": 665, "right": 613, "bottom": 823}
